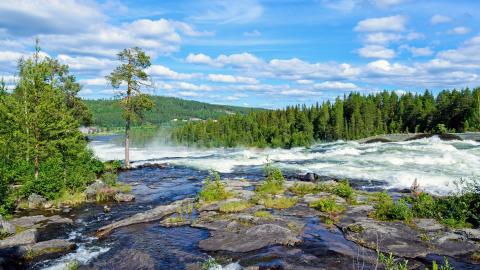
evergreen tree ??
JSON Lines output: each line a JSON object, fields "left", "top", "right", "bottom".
{"left": 106, "top": 47, "right": 154, "bottom": 168}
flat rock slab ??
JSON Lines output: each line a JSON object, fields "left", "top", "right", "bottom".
{"left": 10, "top": 215, "right": 72, "bottom": 229}
{"left": 0, "top": 229, "right": 37, "bottom": 249}
{"left": 199, "top": 224, "right": 300, "bottom": 252}
{"left": 337, "top": 205, "right": 480, "bottom": 259}
{"left": 21, "top": 239, "right": 76, "bottom": 259}
{"left": 96, "top": 198, "right": 194, "bottom": 238}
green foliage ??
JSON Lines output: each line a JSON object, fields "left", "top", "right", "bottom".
{"left": 0, "top": 42, "right": 99, "bottom": 205}
{"left": 433, "top": 124, "right": 448, "bottom": 135}
{"left": 219, "top": 200, "right": 252, "bottom": 213}
{"left": 201, "top": 257, "right": 220, "bottom": 270}
{"left": 262, "top": 196, "right": 297, "bottom": 209}
{"left": 377, "top": 252, "right": 408, "bottom": 270}
{"left": 373, "top": 195, "right": 413, "bottom": 222}
{"left": 256, "top": 165, "right": 285, "bottom": 195}
{"left": 332, "top": 180, "right": 355, "bottom": 201}
{"left": 85, "top": 96, "right": 258, "bottom": 128}
{"left": 309, "top": 197, "right": 345, "bottom": 215}
{"left": 198, "top": 172, "right": 232, "bottom": 203}
{"left": 254, "top": 210, "right": 273, "bottom": 219}
{"left": 102, "top": 171, "right": 117, "bottom": 186}
{"left": 289, "top": 182, "right": 317, "bottom": 196}
{"left": 173, "top": 88, "right": 480, "bottom": 148}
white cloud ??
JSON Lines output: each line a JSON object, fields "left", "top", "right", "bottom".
{"left": 314, "top": 81, "right": 359, "bottom": 90}
{"left": 178, "top": 91, "right": 203, "bottom": 97}
{"left": 186, "top": 53, "right": 214, "bottom": 65}
{"left": 57, "top": 54, "right": 117, "bottom": 71}
{"left": 401, "top": 46, "right": 434, "bottom": 57}
{"left": 187, "top": 53, "right": 262, "bottom": 68}
{"left": 321, "top": 0, "right": 360, "bottom": 12}
{"left": 354, "top": 15, "right": 407, "bottom": 32}
{"left": 0, "top": 51, "right": 25, "bottom": 63}
{"left": 79, "top": 78, "right": 108, "bottom": 86}
{"left": 147, "top": 65, "right": 198, "bottom": 80}
{"left": 364, "top": 32, "right": 402, "bottom": 44}
{"left": 243, "top": 30, "right": 262, "bottom": 37}
{"left": 430, "top": 14, "right": 451, "bottom": 25}
{"left": 207, "top": 74, "right": 259, "bottom": 84}
{"left": 297, "top": 80, "right": 314, "bottom": 84}
{"left": 448, "top": 26, "right": 471, "bottom": 35}
{"left": 366, "top": 60, "right": 415, "bottom": 76}
{"left": 358, "top": 45, "right": 396, "bottom": 58}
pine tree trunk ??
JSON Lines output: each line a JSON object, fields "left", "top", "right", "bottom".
{"left": 125, "top": 118, "right": 130, "bottom": 168}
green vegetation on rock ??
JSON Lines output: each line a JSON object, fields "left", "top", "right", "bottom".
{"left": 198, "top": 172, "right": 232, "bottom": 203}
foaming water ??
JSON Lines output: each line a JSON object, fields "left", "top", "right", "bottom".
{"left": 90, "top": 136, "right": 480, "bottom": 195}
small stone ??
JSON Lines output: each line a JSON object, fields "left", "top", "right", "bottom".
{"left": 114, "top": 193, "right": 135, "bottom": 202}
{"left": 43, "top": 201, "right": 54, "bottom": 209}
{"left": 103, "top": 205, "right": 111, "bottom": 213}
{"left": 28, "top": 194, "right": 47, "bottom": 209}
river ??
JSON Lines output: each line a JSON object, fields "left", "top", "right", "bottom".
{"left": 29, "top": 135, "right": 480, "bottom": 269}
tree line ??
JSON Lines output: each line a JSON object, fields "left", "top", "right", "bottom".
{"left": 85, "top": 96, "right": 258, "bottom": 128}
{"left": 171, "top": 88, "right": 480, "bottom": 148}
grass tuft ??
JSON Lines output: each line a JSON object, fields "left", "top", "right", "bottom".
{"left": 263, "top": 196, "right": 297, "bottom": 209}
{"left": 219, "top": 200, "right": 252, "bottom": 213}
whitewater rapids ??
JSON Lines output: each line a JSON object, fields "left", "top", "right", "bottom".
{"left": 89, "top": 136, "right": 480, "bottom": 195}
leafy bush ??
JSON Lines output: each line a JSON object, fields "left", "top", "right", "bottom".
{"left": 408, "top": 192, "right": 436, "bottom": 218}
{"left": 373, "top": 195, "right": 413, "bottom": 222}
{"left": 102, "top": 171, "right": 117, "bottom": 186}
{"left": 263, "top": 196, "right": 297, "bottom": 209}
{"left": 219, "top": 200, "right": 252, "bottom": 213}
{"left": 332, "top": 180, "right": 355, "bottom": 201}
{"left": 198, "top": 172, "right": 232, "bottom": 203}
{"left": 309, "top": 197, "right": 345, "bottom": 215}
{"left": 256, "top": 165, "right": 285, "bottom": 195}
{"left": 290, "top": 182, "right": 316, "bottom": 196}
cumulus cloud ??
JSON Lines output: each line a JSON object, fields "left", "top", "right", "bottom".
{"left": 57, "top": 54, "right": 117, "bottom": 71}
{"left": 448, "top": 26, "right": 471, "bottom": 35}
{"left": 354, "top": 15, "right": 407, "bottom": 32}
{"left": 314, "top": 81, "right": 360, "bottom": 90}
{"left": 147, "top": 65, "right": 198, "bottom": 80}
{"left": 401, "top": 46, "right": 434, "bottom": 57}
{"left": 430, "top": 14, "right": 451, "bottom": 25}
{"left": 187, "top": 53, "right": 262, "bottom": 68}
{"left": 358, "top": 45, "right": 396, "bottom": 58}
{"left": 207, "top": 74, "right": 258, "bottom": 84}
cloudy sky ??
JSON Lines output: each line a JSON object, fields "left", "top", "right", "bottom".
{"left": 1, "top": 0, "right": 479, "bottom": 108}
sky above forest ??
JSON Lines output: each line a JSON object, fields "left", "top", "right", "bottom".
{"left": 0, "top": 0, "right": 479, "bottom": 108}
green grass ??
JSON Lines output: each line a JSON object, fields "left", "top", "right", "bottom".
{"left": 164, "top": 216, "right": 187, "bottom": 224}
{"left": 55, "top": 191, "right": 86, "bottom": 207}
{"left": 198, "top": 172, "right": 232, "bottom": 203}
{"left": 263, "top": 196, "right": 297, "bottom": 209}
{"left": 254, "top": 210, "right": 273, "bottom": 219}
{"left": 114, "top": 182, "right": 132, "bottom": 193}
{"left": 309, "top": 197, "right": 345, "bottom": 215}
{"left": 256, "top": 165, "right": 285, "bottom": 196}
{"left": 219, "top": 200, "right": 252, "bottom": 213}
{"left": 289, "top": 182, "right": 317, "bottom": 196}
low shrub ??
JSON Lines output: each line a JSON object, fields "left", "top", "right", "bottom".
{"left": 254, "top": 210, "right": 273, "bottom": 219}
{"left": 290, "top": 182, "right": 316, "bottom": 196}
{"left": 263, "top": 196, "right": 297, "bottom": 209}
{"left": 256, "top": 165, "right": 285, "bottom": 196}
{"left": 198, "top": 172, "right": 232, "bottom": 203}
{"left": 219, "top": 200, "right": 252, "bottom": 213}
{"left": 309, "top": 197, "right": 345, "bottom": 215}
{"left": 332, "top": 180, "right": 355, "bottom": 201}
{"left": 55, "top": 190, "right": 86, "bottom": 206}
{"left": 373, "top": 195, "right": 413, "bottom": 222}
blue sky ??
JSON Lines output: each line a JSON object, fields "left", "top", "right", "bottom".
{"left": 1, "top": 0, "right": 479, "bottom": 108}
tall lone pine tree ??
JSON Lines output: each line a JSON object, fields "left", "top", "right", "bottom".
{"left": 106, "top": 47, "right": 154, "bottom": 168}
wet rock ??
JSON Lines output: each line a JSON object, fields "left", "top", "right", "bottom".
{"left": 27, "top": 194, "right": 46, "bottom": 209}
{"left": 0, "top": 216, "right": 16, "bottom": 236}
{"left": 103, "top": 205, "right": 111, "bottom": 213}
{"left": 114, "top": 193, "right": 135, "bottom": 202}
{"left": 96, "top": 198, "right": 195, "bottom": 238}
{"left": 9, "top": 215, "right": 73, "bottom": 229}
{"left": 337, "top": 205, "right": 480, "bottom": 259}
{"left": 302, "top": 172, "right": 320, "bottom": 182}
{"left": 85, "top": 180, "right": 107, "bottom": 200}
{"left": 90, "top": 249, "right": 156, "bottom": 270}
{"left": 199, "top": 223, "right": 301, "bottom": 252}
{"left": 198, "top": 203, "right": 220, "bottom": 212}
{"left": 0, "top": 229, "right": 37, "bottom": 249}
{"left": 413, "top": 218, "right": 445, "bottom": 232}
{"left": 457, "top": 228, "right": 480, "bottom": 241}
{"left": 21, "top": 239, "right": 76, "bottom": 260}
{"left": 276, "top": 204, "right": 321, "bottom": 218}
{"left": 42, "top": 201, "right": 54, "bottom": 209}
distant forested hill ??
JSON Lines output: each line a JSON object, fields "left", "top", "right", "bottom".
{"left": 84, "top": 96, "right": 259, "bottom": 127}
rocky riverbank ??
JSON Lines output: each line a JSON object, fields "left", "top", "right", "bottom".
{"left": 94, "top": 177, "right": 480, "bottom": 269}
{"left": 0, "top": 180, "right": 134, "bottom": 268}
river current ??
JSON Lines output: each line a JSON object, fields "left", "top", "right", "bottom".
{"left": 29, "top": 135, "right": 480, "bottom": 269}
